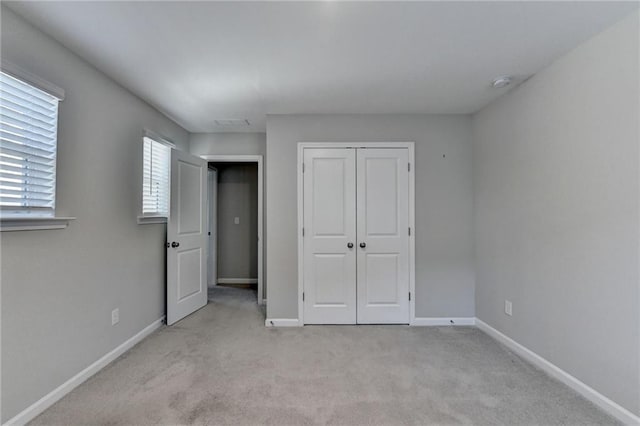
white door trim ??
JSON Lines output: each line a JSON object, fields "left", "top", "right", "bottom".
{"left": 207, "top": 168, "right": 218, "bottom": 288}
{"left": 297, "top": 142, "right": 416, "bottom": 325}
{"left": 199, "top": 155, "right": 264, "bottom": 305}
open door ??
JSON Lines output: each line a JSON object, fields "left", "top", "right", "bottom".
{"left": 167, "top": 149, "right": 208, "bottom": 325}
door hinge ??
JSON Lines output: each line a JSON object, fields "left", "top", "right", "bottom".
{"left": 408, "top": 227, "right": 411, "bottom": 236}
{"left": 302, "top": 163, "right": 305, "bottom": 172}
{"left": 408, "top": 163, "right": 411, "bottom": 172}
{"left": 302, "top": 227, "right": 305, "bottom": 236}
{"left": 409, "top": 292, "right": 411, "bottom": 301}
{"left": 303, "top": 292, "right": 305, "bottom": 301}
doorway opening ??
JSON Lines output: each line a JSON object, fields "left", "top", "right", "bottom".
{"left": 202, "top": 155, "right": 264, "bottom": 307}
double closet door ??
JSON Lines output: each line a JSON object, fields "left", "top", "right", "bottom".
{"left": 302, "top": 147, "right": 410, "bottom": 324}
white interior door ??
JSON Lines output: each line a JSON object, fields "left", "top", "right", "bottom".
{"left": 167, "top": 150, "right": 208, "bottom": 325}
{"left": 303, "top": 148, "right": 357, "bottom": 324}
{"left": 207, "top": 168, "right": 218, "bottom": 287}
{"left": 356, "top": 148, "right": 410, "bottom": 324}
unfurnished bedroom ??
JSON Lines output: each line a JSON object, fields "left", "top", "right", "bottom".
{"left": 1, "top": 1, "right": 638, "bottom": 425}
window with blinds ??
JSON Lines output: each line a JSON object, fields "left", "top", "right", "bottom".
{"left": 142, "top": 136, "right": 171, "bottom": 217}
{"left": 0, "top": 71, "right": 60, "bottom": 217}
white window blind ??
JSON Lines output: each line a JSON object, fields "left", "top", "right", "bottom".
{"left": 142, "top": 136, "right": 171, "bottom": 217}
{"left": 0, "top": 71, "right": 60, "bottom": 217}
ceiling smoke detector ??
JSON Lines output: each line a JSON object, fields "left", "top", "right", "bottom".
{"left": 214, "top": 119, "right": 250, "bottom": 126}
{"left": 491, "top": 76, "right": 513, "bottom": 88}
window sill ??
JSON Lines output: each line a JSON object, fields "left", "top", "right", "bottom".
{"left": 137, "top": 215, "right": 167, "bottom": 225}
{"left": 0, "top": 216, "right": 76, "bottom": 232}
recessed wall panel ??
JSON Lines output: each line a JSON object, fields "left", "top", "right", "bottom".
{"left": 365, "top": 158, "right": 398, "bottom": 236}
{"left": 365, "top": 254, "right": 399, "bottom": 305}
{"left": 314, "top": 254, "right": 348, "bottom": 306}
{"left": 178, "top": 161, "right": 202, "bottom": 235}
{"left": 313, "top": 158, "right": 346, "bottom": 236}
{"left": 177, "top": 248, "right": 202, "bottom": 301}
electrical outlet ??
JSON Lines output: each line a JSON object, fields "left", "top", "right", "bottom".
{"left": 504, "top": 300, "right": 512, "bottom": 316}
{"left": 234, "top": 217, "right": 240, "bottom": 225}
{"left": 111, "top": 308, "right": 119, "bottom": 325}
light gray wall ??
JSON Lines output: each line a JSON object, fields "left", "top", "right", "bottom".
{"left": 472, "top": 11, "right": 639, "bottom": 416}
{"left": 190, "top": 132, "right": 266, "bottom": 156}
{"left": 213, "top": 163, "right": 259, "bottom": 280}
{"left": 0, "top": 7, "right": 189, "bottom": 422}
{"left": 266, "top": 114, "right": 474, "bottom": 320}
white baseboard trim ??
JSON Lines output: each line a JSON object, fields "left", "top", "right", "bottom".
{"left": 4, "top": 316, "right": 165, "bottom": 426}
{"left": 412, "top": 317, "right": 476, "bottom": 326}
{"left": 475, "top": 318, "right": 639, "bottom": 425}
{"left": 265, "top": 318, "right": 301, "bottom": 327}
{"left": 217, "top": 278, "right": 258, "bottom": 284}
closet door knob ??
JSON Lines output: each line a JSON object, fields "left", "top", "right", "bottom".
{"left": 171, "top": 241, "right": 180, "bottom": 248}
{"left": 359, "top": 242, "right": 366, "bottom": 248}
{"left": 347, "top": 242, "right": 354, "bottom": 248}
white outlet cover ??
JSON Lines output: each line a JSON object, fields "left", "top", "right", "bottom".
{"left": 234, "top": 217, "right": 240, "bottom": 225}
{"left": 111, "top": 308, "right": 119, "bottom": 325}
{"left": 505, "top": 300, "right": 513, "bottom": 316}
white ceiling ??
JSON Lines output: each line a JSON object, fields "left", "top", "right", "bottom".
{"left": 6, "top": 1, "right": 638, "bottom": 133}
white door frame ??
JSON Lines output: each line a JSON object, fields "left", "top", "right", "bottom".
{"left": 297, "top": 142, "right": 416, "bottom": 325}
{"left": 199, "top": 154, "right": 264, "bottom": 305}
{"left": 207, "top": 168, "right": 218, "bottom": 288}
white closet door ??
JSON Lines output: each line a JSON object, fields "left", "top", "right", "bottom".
{"left": 356, "top": 148, "right": 410, "bottom": 324}
{"left": 303, "top": 148, "right": 357, "bottom": 324}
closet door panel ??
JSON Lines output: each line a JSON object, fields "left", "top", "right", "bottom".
{"left": 356, "top": 148, "right": 410, "bottom": 324}
{"left": 303, "top": 148, "right": 357, "bottom": 324}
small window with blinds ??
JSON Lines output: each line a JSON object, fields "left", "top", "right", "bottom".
{"left": 142, "top": 136, "right": 171, "bottom": 217}
{"left": 0, "top": 71, "right": 60, "bottom": 218}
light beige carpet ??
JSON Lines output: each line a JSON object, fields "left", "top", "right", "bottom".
{"left": 31, "top": 286, "right": 619, "bottom": 425}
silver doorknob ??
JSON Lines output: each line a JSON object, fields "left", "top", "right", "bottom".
{"left": 171, "top": 241, "right": 180, "bottom": 248}
{"left": 347, "top": 242, "right": 354, "bottom": 248}
{"left": 360, "top": 242, "right": 366, "bottom": 248}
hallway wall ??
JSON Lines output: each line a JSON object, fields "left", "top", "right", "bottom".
{"left": 213, "top": 163, "right": 259, "bottom": 281}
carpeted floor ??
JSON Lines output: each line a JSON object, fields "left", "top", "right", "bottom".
{"left": 31, "top": 286, "right": 618, "bottom": 425}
